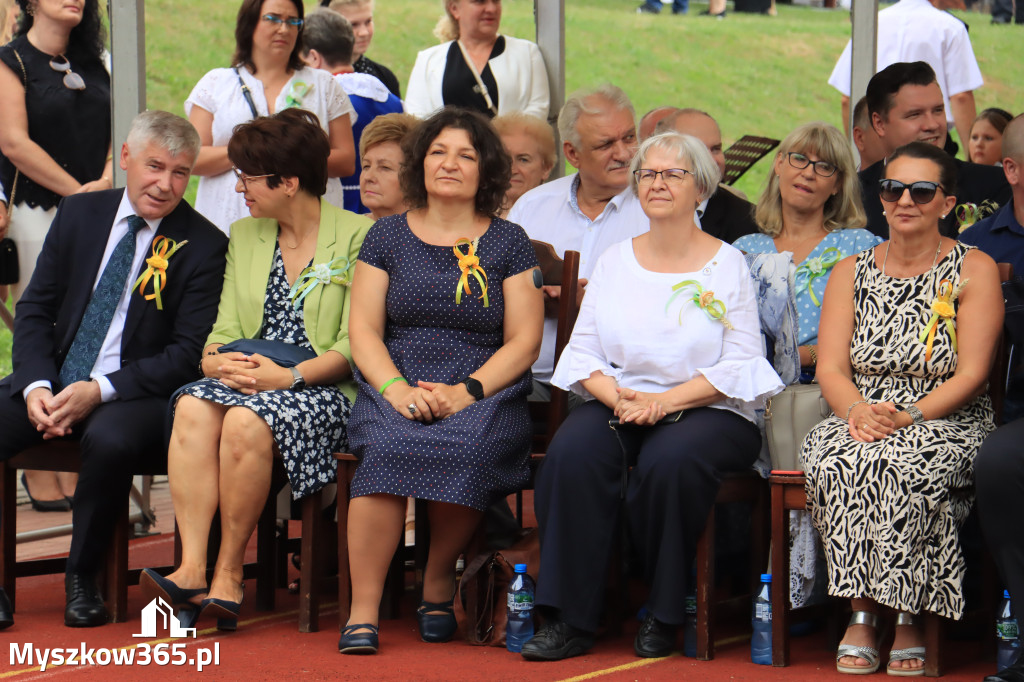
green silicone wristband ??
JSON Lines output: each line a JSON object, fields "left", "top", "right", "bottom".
{"left": 379, "top": 377, "right": 408, "bottom": 395}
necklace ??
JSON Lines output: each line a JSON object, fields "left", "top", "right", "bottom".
{"left": 880, "top": 239, "right": 942, "bottom": 277}
{"left": 283, "top": 226, "right": 316, "bottom": 249}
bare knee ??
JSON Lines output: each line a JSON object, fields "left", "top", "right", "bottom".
{"left": 172, "top": 396, "right": 223, "bottom": 446}
{"left": 219, "top": 407, "right": 273, "bottom": 466}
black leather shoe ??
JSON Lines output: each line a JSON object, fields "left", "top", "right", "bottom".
{"left": 985, "top": 659, "right": 1024, "bottom": 681}
{"left": 0, "top": 586, "right": 13, "bottom": 630}
{"left": 415, "top": 598, "right": 457, "bottom": 643}
{"left": 338, "top": 623, "right": 379, "bottom": 654}
{"left": 64, "top": 574, "right": 108, "bottom": 627}
{"left": 634, "top": 612, "right": 677, "bottom": 657}
{"left": 520, "top": 620, "right": 595, "bottom": 661}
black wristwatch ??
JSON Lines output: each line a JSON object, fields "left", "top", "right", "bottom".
{"left": 288, "top": 367, "right": 306, "bottom": 391}
{"left": 462, "top": 376, "right": 484, "bottom": 402}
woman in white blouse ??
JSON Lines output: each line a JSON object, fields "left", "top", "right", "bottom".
{"left": 521, "top": 132, "right": 783, "bottom": 662}
{"left": 185, "top": 0, "right": 356, "bottom": 233}
{"left": 404, "top": 0, "right": 549, "bottom": 120}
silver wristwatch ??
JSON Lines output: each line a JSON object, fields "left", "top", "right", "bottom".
{"left": 903, "top": 405, "right": 924, "bottom": 424}
{"left": 288, "top": 367, "right": 306, "bottom": 391}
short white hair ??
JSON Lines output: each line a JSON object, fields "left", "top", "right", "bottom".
{"left": 125, "top": 110, "right": 201, "bottom": 166}
{"left": 629, "top": 132, "right": 721, "bottom": 203}
{"left": 558, "top": 84, "right": 635, "bottom": 150}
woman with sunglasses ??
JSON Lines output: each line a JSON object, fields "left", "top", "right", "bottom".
{"left": 802, "top": 141, "right": 1002, "bottom": 676}
{"left": 142, "top": 109, "right": 371, "bottom": 631}
{"left": 185, "top": 0, "right": 357, "bottom": 234}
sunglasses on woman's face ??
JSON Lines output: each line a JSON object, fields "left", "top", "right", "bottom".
{"left": 878, "top": 179, "right": 944, "bottom": 205}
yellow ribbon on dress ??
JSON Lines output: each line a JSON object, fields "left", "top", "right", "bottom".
{"left": 918, "top": 278, "right": 963, "bottom": 361}
{"left": 131, "top": 237, "right": 188, "bottom": 310}
{"left": 453, "top": 238, "right": 488, "bottom": 307}
{"left": 666, "top": 279, "right": 734, "bottom": 329}
{"left": 794, "top": 247, "right": 842, "bottom": 307}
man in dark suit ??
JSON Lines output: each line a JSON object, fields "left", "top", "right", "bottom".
{"left": 0, "top": 110, "right": 227, "bottom": 628}
{"left": 859, "top": 61, "right": 1010, "bottom": 239}
{"left": 656, "top": 108, "right": 759, "bottom": 243}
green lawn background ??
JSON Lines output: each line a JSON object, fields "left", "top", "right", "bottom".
{"left": 1, "top": 0, "right": 1021, "bottom": 374}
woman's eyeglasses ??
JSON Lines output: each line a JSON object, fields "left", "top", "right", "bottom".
{"left": 49, "top": 55, "right": 85, "bottom": 91}
{"left": 633, "top": 168, "right": 694, "bottom": 186}
{"left": 787, "top": 152, "right": 837, "bottom": 178}
{"left": 232, "top": 167, "right": 275, "bottom": 190}
{"left": 878, "top": 179, "right": 944, "bottom": 205}
{"left": 261, "top": 13, "right": 304, "bottom": 29}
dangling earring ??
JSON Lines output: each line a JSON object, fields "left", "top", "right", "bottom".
{"left": 25, "top": 1, "right": 35, "bottom": 16}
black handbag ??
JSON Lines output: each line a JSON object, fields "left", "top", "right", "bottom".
{"left": 218, "top": 339, "right": 316, "bottom": 368}
{"left": 0, "top": 238, "right": 17, "bottom": 285}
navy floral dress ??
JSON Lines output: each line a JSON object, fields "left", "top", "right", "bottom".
{"left": 347, "top": 214, "right": 538, "bottom": 511}
{"left": 177, "top": 244, "right": 351, "bottom": 499}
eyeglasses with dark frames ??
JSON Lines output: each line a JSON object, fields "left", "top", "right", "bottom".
{"left": 787, "top": 152, "right": 837, "bottom": 178}
{"left": 633, "top": 168, "right": 694, "bottom": 185}
{"left": 878, "top": 179, "right": 945, "bottom": 205}
{"left": 232, "top": 167, "right": 275, "bottom": 190}
{"left": 261, "top": 13, "right": 304, "bottom": 29}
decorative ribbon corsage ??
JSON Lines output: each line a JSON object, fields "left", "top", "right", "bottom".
{"left": 288, "top": 257, "right": 354, "bottom": 309}
{"left": 956, "top": 200, "right": 999, "bottom": 232}
{"left": 131, "top": 237, "right": 188, "bottom": 310}
{"left": 453, "top": 237, "right": 488, "bottom": 307}
{"left": 666, "top": 279, "right": 734, "bottom": 329}
{"left": 283, "top": 81, "right": 312, "bottom": 109}
{"left": 918, "top": 278, "right": 967, "bottom": 361}
{"left": 794, "top": 247, "right": 842, "bottom": 307}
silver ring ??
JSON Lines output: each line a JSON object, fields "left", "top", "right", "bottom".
{"left": 407, "top": 403, "right": 417, "bottom": 415}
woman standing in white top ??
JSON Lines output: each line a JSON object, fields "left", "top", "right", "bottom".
{"left": 522, "top": 132, "right": 782, "bottom": 662}
{"left": 404, "top": 0, "right": 549, "bottom": 120}
{"left": 186, "top": 0, "right": 356, "bottom": 233}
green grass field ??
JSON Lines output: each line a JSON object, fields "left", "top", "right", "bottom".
{"left": 1, "top": 0, "right": 1022, "bottom": 374}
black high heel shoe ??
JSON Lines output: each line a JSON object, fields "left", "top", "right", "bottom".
{"left": 140, "top": 568, "right": 208, "bottom": 606}
{"left": 21, "top": 472, "right": 72, "bottom": 512}
{"left": 416, "top": 598, "right": 457, "bottom": 643}
{"left": 200, "top": 584, "right": 244, "bottom": 632}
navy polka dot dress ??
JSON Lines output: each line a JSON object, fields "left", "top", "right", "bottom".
{"left": 347, "top": 213, "right": 538, "bottom": 511}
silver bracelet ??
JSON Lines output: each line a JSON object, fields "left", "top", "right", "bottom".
{"left": 845, "top": 400, "right": 868, "bottom": 420}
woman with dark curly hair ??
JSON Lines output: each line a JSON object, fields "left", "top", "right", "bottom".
{"left": 340, "top": 107, "right": 543, "bottom": 654}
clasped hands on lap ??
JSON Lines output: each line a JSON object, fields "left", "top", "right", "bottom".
{"left": 846, "top": 401, "right": 914, "bottom": 443}
{"left": 26, "top": 381, "right": 102, "bottom": 439}
{"left": 382, "top": 380, "right": 474, "bottom": 422}
{"left": 201, "top": 349, "right": 289, "bottom": 395}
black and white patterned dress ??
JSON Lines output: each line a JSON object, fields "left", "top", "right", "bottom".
{"left": 177, "top": 244, "right": 351, "bottom": 499}
{"left": 801, "top": 242, "right": 995, "bottom": 619}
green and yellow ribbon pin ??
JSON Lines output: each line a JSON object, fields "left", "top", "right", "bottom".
{"left": 794, "top": 247, "right": 842, "bottom": 306}
{"left": 288, "top": 257, "right": 353, "bottom": 309}
{"left": 918, "top": 278, "right": 965, "bottom": 361}
{"left": 131, "top": 236, "right": 188, "bottom": 310}
{"left": 956, "top": 200, "right": 999, "bottom": 233}
{"left": 454, "top": 238, "right": 488, "bottom": 307}
{"left": 284, "top": 81, "right": 311, "bottom": 109}
{"left": 666, "top": 279, "right": 733, "bottom": 329}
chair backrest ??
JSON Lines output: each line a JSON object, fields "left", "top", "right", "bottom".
{"left": 722, "top": 135, "right": 781, "bottom": 186}
{"left": 990, "top": 262, "right": 1014, "bottom": 424}
{"left": 529, "top": 240, "right": 581, "bottom": 451}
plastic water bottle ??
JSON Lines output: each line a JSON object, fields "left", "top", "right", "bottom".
{"left": 683, "top": 588, "right": 697, "bottom": 657}
{"left": 997, "top": 590, "right": 1021, "bottom": 671}
{"left": 751, "top": 573, "right": 773, "bottom": 665}
{"left": 506, "top": 563, "right": 535, "bottom": 653}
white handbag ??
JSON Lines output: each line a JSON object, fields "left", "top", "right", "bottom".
{"left": 764, "top": 384, "right": 832, "bottom": 471}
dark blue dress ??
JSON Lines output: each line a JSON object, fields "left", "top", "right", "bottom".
{"left": 347, "top": 213, "right": 538, "bottom": 510}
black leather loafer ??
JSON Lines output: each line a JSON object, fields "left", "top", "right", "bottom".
{"left": 520, "top": 621, "right": 595, "bottom": 661}
{"left": 338, "top": 623, "right": 379, "bottom": 654}
{"left": 0, "top": 586, "right": 13, "bottom": 630}
{"left": 416, "top": 598, "right": 457, "bottom": 643}
{"left": 634, "top": 612, "right": 677, "bottom": 657}
{"left": 64, "top": 574, "right": 109, "bottom": 627}
{"left": 986, "top": 660, "right": 1024, "bottom": 682}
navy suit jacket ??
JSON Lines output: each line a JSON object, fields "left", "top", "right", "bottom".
{"left": 4, "top": 189, "right": 228, "bottom": 401}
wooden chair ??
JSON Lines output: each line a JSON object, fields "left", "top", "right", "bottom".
{"left": 768, "top": 262, "right": 1014, "bottom": 674}
{"left": 335, "top": 243, "right": 582, "bottom": 631}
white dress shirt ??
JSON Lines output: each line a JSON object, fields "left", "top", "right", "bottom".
{"left": 507, "top": 173, "right": 649, "bottom": 383}
{"left": 24, "top": 192, "right": 161, "bottom": 403}
{"left": 827, "top": 0, "right": 983, "bottom": 129}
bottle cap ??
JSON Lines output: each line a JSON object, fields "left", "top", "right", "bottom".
{"left": 1006, "top": 589, "right": 1012, "bottom": 599}
{"left": 760, "top": 573, "right": 772, "bottom": 583}
{"left": 514, "top": 563, "right": 527, "bottom": 573}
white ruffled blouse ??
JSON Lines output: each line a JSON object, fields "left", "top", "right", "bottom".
{"left": 551, "top": 239, "right": 783, "bottom": 424}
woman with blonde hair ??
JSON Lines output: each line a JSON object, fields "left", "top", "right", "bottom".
{"left": 492, "top": 111, "right": 555, "bottom": 217}
{"left": 405, "top": 0, "right": 549, "bottom": 120}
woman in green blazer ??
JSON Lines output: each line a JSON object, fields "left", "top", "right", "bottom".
{"left": 142, "top": 109, "right": 371, "bottom": 630}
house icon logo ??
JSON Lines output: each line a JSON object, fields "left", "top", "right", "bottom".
{"left": 133, "top": 597, "right": 198, "bottom": 638}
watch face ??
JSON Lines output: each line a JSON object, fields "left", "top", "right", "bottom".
{"left": 464, "top": 377, "right": 484, "bottom": 401}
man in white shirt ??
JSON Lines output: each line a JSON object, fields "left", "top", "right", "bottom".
{"left": 507, "top": 83, "right": 647, "bottom": 394}
{"left": 0, "top": 111, "right": 227, "bottom": 628}
{"left": 827, "top": 0, "right": 982, "bottom": 147}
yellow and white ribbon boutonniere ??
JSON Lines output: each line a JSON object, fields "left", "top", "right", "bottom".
{"left": 288, "top": 257, "right": 354, "bottom": 309}
{"left": 918, "top": 278, "right": 967, "bottom": 361}
{"left": 283, "top": 81, "right": 312, "bottom": 109}
{"left": 131, "top": 236, "right": 188, "bottom": 310}
{"left": 956, "top": 200, "right": 999, "bottom": 232}
{"left": 794, "top": 247, "right": 842, "bottom": 307}
{"left": 453, "top": 237, "right": 488, "bottom": 307}
{"left": 666, "top": 279, "right": 734, "bottom": 329}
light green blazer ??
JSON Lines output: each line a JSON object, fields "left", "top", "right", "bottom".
{"left": 206, "top": 199, "right": 373, "bottom": 402}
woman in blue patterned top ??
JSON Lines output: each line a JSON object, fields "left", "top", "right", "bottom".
{"left": 734, "top": 122, "right": 879, "bottom": 378}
